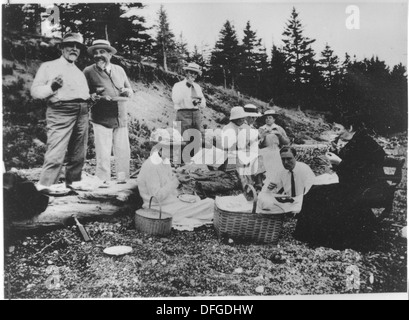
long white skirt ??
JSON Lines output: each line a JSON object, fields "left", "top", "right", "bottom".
{"left": 145, "top": 195, "right": 215, "bottom": 231}
{"left": 259, "top": 146, "right": 284, "bottom": 183}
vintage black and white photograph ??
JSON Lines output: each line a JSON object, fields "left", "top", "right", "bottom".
{"left": 1, "top": 0, "right": 407, "bottom": 301}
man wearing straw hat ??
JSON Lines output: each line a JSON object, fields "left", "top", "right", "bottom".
{"left": 172, "top": 62, "right": 206, "bottom": 136}
{"left": 137, "top": 128, "right": 214, "bottom": 231}
{"left": 31, "top": 33, "right": 91, "bottom": 194}
{"left": 83, "top": 39, "right": 133, "bottom": 184}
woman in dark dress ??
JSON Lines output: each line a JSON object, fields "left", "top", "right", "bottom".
{"left": 293, "top": 119, "right": 386, "bottom": 250}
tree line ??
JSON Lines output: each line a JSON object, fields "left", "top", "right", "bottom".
{"left": 2, "top": 4, "right": 407, "bottom": 134}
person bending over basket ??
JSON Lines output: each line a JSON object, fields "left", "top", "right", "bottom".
{"left": 137, "top": 128, "right": 214, "bottom": 231}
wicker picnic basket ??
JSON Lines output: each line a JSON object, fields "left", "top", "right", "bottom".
{"left": 135, "top": 196, "right": 172, "bottom": 236}
{"left": 214, "top": 185, "right": 284, "bottom": 245}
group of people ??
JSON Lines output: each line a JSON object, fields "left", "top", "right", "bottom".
{"left": 31, "top": 33, "right": 133, "bottom": 192}
{"left": 31, "top": 32, "right": 389, "bottom": 250}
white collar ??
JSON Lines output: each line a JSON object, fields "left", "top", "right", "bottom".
{"left": 150, "top": 150, "right": 171, "bottom": 165}
{"left": 60, "top": 56, "right": 76, "bottom": 66}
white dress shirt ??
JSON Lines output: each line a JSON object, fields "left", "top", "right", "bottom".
{"left": 262, "top": 161, "right": 316, "bottom": 196}
{"left": 172, "top": 79, "right": 206, "bottom": 110}
{"left": 31, "top": 56, "right": 90, "bottom": 103}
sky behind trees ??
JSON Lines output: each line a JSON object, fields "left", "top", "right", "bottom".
{"left": 139, "top": 0, "right": 407, "bottom": 68}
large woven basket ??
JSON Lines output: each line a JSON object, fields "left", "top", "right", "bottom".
{"left": 214, "top": 185, "right": 284, "bottom": 245}
{"left": 135, "top": 196, "right": 172, "bottom": 236}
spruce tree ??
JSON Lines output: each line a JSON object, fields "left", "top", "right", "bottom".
{"left": 209, "top": 20, "right": 241, "bottom": 89}
{"left": 174, "top": 32, "right": 190, "bottom": 74}
{"left": 282, "top": 7, "right": 316, "bottom": 85}
{"left": 239, "top": 21, "right": 269, "bottom": 97}
{"left": 56, "top": 3, "right": 152, "bottom": 58}
{"left": 154, "top": 5, "right": 176, "bottom": 72}
{"left": 268, "top": 44, "right": 292, "bottom": 105}
{"left": 319, "top": 43, "right": 340, "bottom": 88}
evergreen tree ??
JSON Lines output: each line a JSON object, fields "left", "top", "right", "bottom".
{"left": 174, "top": 32, "right": 190, "bottom": 73}
{"left": 319, "top": 43, "right": 340, "bottom": 88}
{"left": 209, "top": 20, "right": 241, "bottom": 89}
{"left": 153, "top": 5, "right": 176, "bottom": 72}
{"left": 282, "top": 7, "right": 316, "bottom": 85}
{"left": 267, "top": 44, "right": 292, "bottom": 105}
{"left": 57, "top": 3, "right": 152, "bottom": 58}
{"left": 239, "top": 21, "right": 269, "bottom": 97}
{"left": 2, "top": 4, "right": 45, "bottom": 34}
{"left": 190, "top": 45, "right": 205, "bottom": 66}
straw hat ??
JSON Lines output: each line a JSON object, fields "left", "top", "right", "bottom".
{"left": 183, "top": 62, "right": 202, "bottom": 76}
{"left": 244, "top": 104, "right": 262, "bottom": 117}
{"left": 229, "top": 106, "right": 248, "bottom": 121}
{"left": 87, "top": 39, "right": 117, "bottom": 55}
{"left": 150, "top": 128, "right": 183, "bottom": 146}
{"left": 263, "top": 109, "right": 278, "bottom": 117}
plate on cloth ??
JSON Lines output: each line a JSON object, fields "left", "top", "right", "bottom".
{"left": 103, "top": 246, "right": 133, "bottom": 256}
{"left": 178, "top": 194, "right": 199, "bottom": 203}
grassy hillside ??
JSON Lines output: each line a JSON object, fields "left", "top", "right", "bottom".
{"left": 2, "top": 32, "right": 406, "bottom": 172}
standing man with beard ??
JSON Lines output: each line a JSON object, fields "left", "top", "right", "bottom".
{"left": 83, "top": 39, "right": 133, "bottom": 183}
{"left": 31, "top": 33, "right": 91, "bottom": 194}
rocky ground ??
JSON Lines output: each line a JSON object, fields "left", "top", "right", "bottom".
{"left": 2, "top": 33, "right": 407, "bottom": 299}
{"left": 4, "top": 149, "right": 407, "bottom": 299}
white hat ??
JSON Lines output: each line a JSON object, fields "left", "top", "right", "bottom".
{"left": 150, "top": 128, "right": 183, "bottom": 146}
{"left": 229, "top": 106, "right": 248, "bottom": 121}
{"left": 263, "top": 109, "right": 278, "bottom": 116}
{"left": 244, "top": 104, "right": 262, "bottom": 117}
{"left": 87, "top": 39, "right": 117, "bottom": 55}
{"left": 183, "top": 62, "right": 202, "bottom": 76}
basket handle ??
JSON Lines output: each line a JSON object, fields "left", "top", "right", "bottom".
{"left": 244, "top": 184, "right": 258, "bottom": 214}
{"left": 149, "top": 196, "right": 162, "bottom": 219}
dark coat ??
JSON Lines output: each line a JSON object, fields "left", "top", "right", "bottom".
{"left": 293, "top": 130, "right": 386, "bottom": 250}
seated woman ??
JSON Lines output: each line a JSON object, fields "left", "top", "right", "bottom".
{"left": 243, "top": 104, "right": 265, "bottom": 190}
{"left": 328, "top": 122, "right": 348, "bottom": 155}
{"left": 137, "top": 128, "right": 214, "bottom": 231}
{"left": 258, "top": 109, "right": 290, "bottom": 183}
{"left": 220, "top": 106, "right": 260, "bottom": 188}
{"left": 293, "top": 117, "right": 386, "bottom": 250}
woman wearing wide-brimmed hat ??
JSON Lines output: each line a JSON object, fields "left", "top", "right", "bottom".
{"left": 219, "top": 107, "right": 260, "bottom": 188}
{"left": 137, "top": 128, "right": 214, "bottom": 231}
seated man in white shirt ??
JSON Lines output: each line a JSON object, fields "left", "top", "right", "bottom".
{"left": 258, "top": 146, "right": 315, "bottom": 213}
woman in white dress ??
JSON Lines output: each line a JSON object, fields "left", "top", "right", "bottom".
{"left": 137, "top": 128, "right": 214, "bottom": 231}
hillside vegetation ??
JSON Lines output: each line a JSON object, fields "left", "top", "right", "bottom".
{"left": 2, "top": 32, "right": 407, "bottom": 299}
{"left": 2, "top": 32, "right": 341, "bottom": 172}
